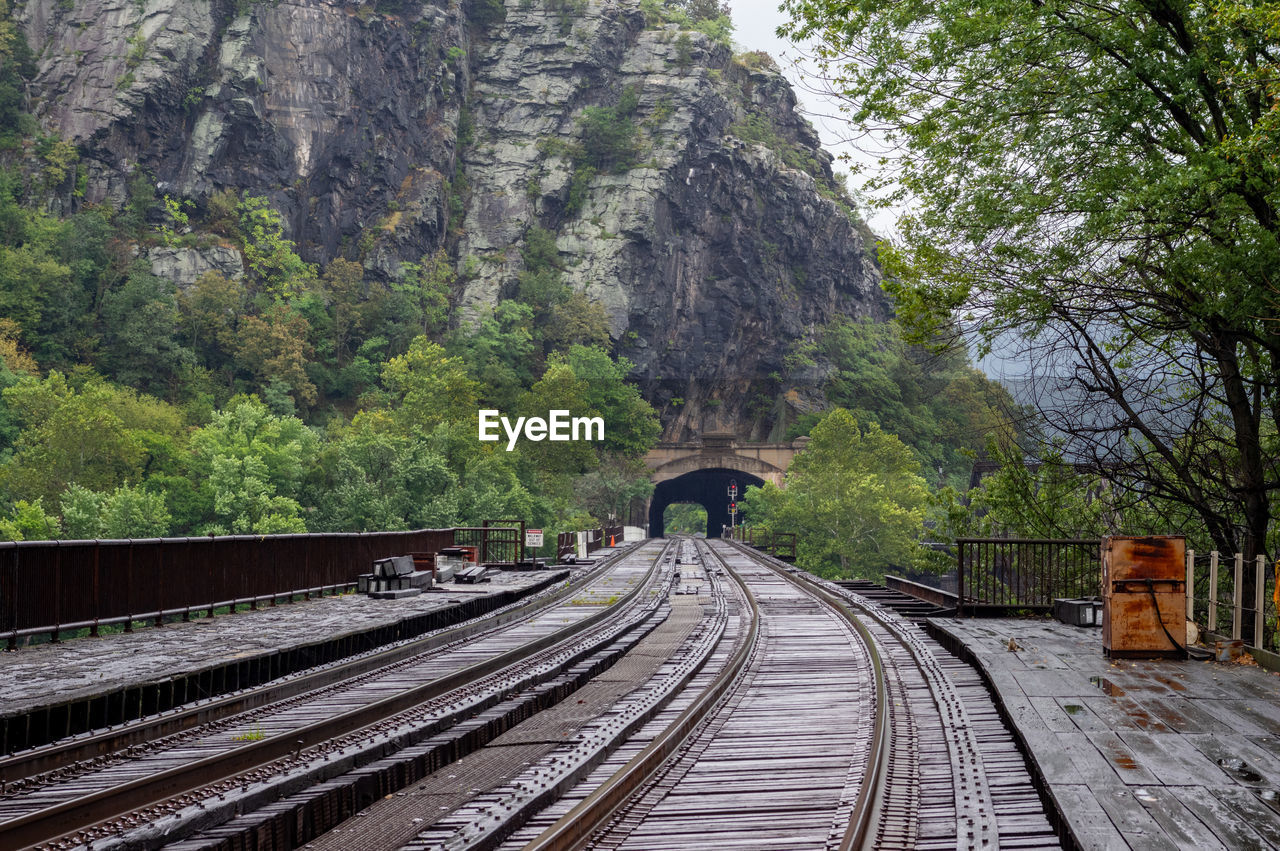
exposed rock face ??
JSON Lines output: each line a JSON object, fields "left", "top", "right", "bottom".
{"left": 16, "top": 0, "right": 887, "bottom": 440}
{"left": 20, "top": 0, "right": 468, "bottom": 260}
{"left": 147, "top": 244, "right": 244, "bottom": 288}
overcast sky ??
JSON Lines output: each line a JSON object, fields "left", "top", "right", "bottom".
{"left": 724, "top": 0, "right": 901, "bottom": 236}
{"left": 725, "top": 2, "right": 1035, "bottom": 380}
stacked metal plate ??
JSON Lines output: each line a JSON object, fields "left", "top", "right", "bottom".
{"left": 360, "top": 555, "right": 433, "bottom": 599}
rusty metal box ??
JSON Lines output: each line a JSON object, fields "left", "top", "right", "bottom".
{"left": 1102, "top": 535, "right": 1186, "bottom": 659}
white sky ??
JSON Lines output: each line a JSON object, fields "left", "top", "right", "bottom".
{"left": 725, "top": 0, "right": 901, "bottom": 236}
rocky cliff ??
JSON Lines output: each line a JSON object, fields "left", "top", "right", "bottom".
{"left": 14, "top": 0, "right": 887, "bottom": 439}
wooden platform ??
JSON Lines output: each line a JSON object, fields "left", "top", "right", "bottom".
{"left": 0, "top": 569, "right": 569, "bottom": 717}
{"left": 930, "top": 617, "right": 1280, "bottom": 850}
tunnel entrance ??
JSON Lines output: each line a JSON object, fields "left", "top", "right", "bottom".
{"left": 648, "top": 467, "right": 765, "bottom": 538}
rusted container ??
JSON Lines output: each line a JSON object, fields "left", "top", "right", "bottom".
{"left": 1102, "top": 535, "right": 1187, "bottom": 659}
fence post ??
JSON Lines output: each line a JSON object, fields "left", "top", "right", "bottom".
{"left": 1185, "top": 549, "right": 1194, "bottom": 623}
{"left": 957, "top": 542, "right": 966, "bottom": 618}
{"left": 1233, "top": 552, "right": 1244, "bottom": 640}
{"left": 1255, "top": 554, "right": 1266, "bottom": 650}
{"left": 1208, "top": 551, "right": 1219, "bottom": 632}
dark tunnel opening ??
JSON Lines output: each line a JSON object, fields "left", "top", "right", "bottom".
{"left": 648, "top": 467, "right": 766, "bottom": 538}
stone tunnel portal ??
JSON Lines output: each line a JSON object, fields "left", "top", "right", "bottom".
{"left": 648, "top": 467, "right": 766, "bottom": 539}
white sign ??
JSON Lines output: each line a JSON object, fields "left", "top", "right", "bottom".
{"left": 525, "top": 529, "right": 544, "bottom": 548}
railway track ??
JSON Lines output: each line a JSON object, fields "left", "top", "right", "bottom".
{"left": 3, "top": 539, "right": 1065, "bottom": 851}
{"left": 0, "top": 541, "right": 675, "bottom": 850}
{"left": 434, "top": 539, "right": 1061, "bottom": 851}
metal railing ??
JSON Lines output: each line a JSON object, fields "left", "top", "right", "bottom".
{"left": 1186, "top": 550, "right": 1276, "bottom": 653}
{"left": 727, "top": 527, "right": 797, "bottom": 562}
{"left": 956, "top": 538, "right": 1101, "bottom": 616}
{"left": 0, "top": 529, "right": 457, "bottom": 647}
{"left": 454, "top": 522, "right": 524, "bottom": 566}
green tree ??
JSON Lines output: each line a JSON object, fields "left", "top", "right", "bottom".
{"left": 310, "top": 412, "right": 459, "bottom": 531}
{"left": 804, "top": 318, "right": 1022, "bottom": 488}
{"left": 0, "top": 373, "right": 185, "bottom": 505}
{"left": 0, "top": 0, "right": 35, "bottom": 148}
{"left": 99, "top": 265, "right": 193, "bottom": 397}
{"left": 382, "top": 336, "right": 480, "bottom": 431}
{"left": 394, "top": 250, "right": 453, "bottom": 340}
{"left": 237, "top": 195, "right": 316, "bottom": 299}
{"left": 234, "top": 304, "right": 317, "bottom": 409}
{"left": 664, "top": 502, "right": 707, "bottom": 535}
{"left": 561, "top": 345, "right": 660, "bottom": 457}
{"left": 177, "top": 270, "right": 245, "bottom": 374}
{"left": 782, "top": 0, "right": 1280, "bottom": 561}
{"left": 451, "top": 302, "right": 535, "bottom": 410}
{"left": 187, "top": 396, "right": 318, "bottom": 534}
{"left": 60, "top": 482, "right": 171, "bottom": 539}
{"left": 741, "top": 408, "right": 929, "bottom": 579}
{"left": 0, "top": 498, "right": 60, "bottom": 541}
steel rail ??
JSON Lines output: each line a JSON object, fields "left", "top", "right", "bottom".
{"left": 727, "top": 538, "right": 996, "bottom": 851}
{"left": 0, "top": 541, "right": 670, "bottom": 851}
{"left": 519, "top": 537, "right": 761, "bottom": 851}
{"left": 0, "top": 546, "right": 639, "bottom": 787}
{"left": 725, "top": 542, "right": 892, "bottom": 851}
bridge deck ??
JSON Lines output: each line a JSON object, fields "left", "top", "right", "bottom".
{"left": 931, "top": 617, "right": 1280, "bottom": 850}
{"left": 0, "top": 569, "right": 570, "bottom": 720}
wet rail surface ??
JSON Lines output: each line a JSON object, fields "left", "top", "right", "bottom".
{"left": 508, "top": 539, "right": 878, "bottom": 851}
{"left": 0, "top": 541, "right": 675, "bottom": 850}
{"left": 493, "top": 540, "right": 1062, "bottom": 851}
{"left": 1, "top": 540, "right": 1065, "bottom": 851}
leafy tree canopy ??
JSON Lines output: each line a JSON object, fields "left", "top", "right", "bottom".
{"left": 782, "top": 0, "right": 1280, "bottom": 557}
{"left": 741, "top": 407, "right": 930, "bottom": 579}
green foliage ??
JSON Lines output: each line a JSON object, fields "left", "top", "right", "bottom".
{"left": 234, "top": 303, "right": 317, "bottom": 409}
{"left": 577, "top": 88, "right": 640, "bottom": 173}
{"left": 640, "top": 0, "right": 733, "bottom": 47}
{"left": 35, "top": 136, "right": 79, "bottom": 188}
{"left": 236, "top": 195, "right": 316, "bottom": 299}
{"left": 803, "top": 318, "right": 1021, "bottom": 489}
{"left": 664, "top": 502, "right": 706, "bottom": 535}
{"left": 60, "top": 482, "right": 171, "bottom": 539}
{"left": 0, "top": 498, "right": 60, "bottom": 541}
{"left": 100, "top": 265, "right": 194, "bottom": 397}
{"left": 741, "top": 408, "right": 930, "bottom": 579}
{"left": 465, "top": 0, "right": 507, "bottom": 28}
{"left": 727, "top": 114, "right": 824, "bottom": 183}
{"left": 961, "top": 439, "right": 1112, "bottom": 541}
{"left": 783, "top": 0, "right": 1280, "bottom": 556}
{"left": 673, "top": 33, "right": 693, "bottom": 68}
{"left": 0, "top": 372, "right": 186, "bottom": 506}
{"left": 382, "top": 336, "right": 481, "bottom": 431}
{"left": 558, "top": 345, "right": 660, "bottom": 456}
{"left": 157, "top": 195, "right": 192, "bottom": 246}
{"left": 188, "top": 396, "right": 317, "bottom": 534}
{"left": 311, "top": 414, "right": 459, "bottom": 531}
{"left": 0, "top": 1, "right": 36, "bottom": 149}
{"left": 450, "top": 302, "right": 535, "bottom": 410}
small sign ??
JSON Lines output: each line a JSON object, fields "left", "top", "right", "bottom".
{"left": 525, "top": 529, "right": 544, "bottom": 548}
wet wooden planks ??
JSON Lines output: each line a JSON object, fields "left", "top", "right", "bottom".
{"left": 933, "top": 617, "right": 1280, "bottom": 849}
{"left": 0, "top": 547, "right": 662, "bottom": 830}
{"left": 606, "top": 549, "right": 877, "bottom": 850}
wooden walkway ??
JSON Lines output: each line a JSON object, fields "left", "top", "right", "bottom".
{"left": 0, "top": 569, "right": 567, "bottom": 716}
{"left": 931, "top": 618, "right": 1280, "bottom": 850}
